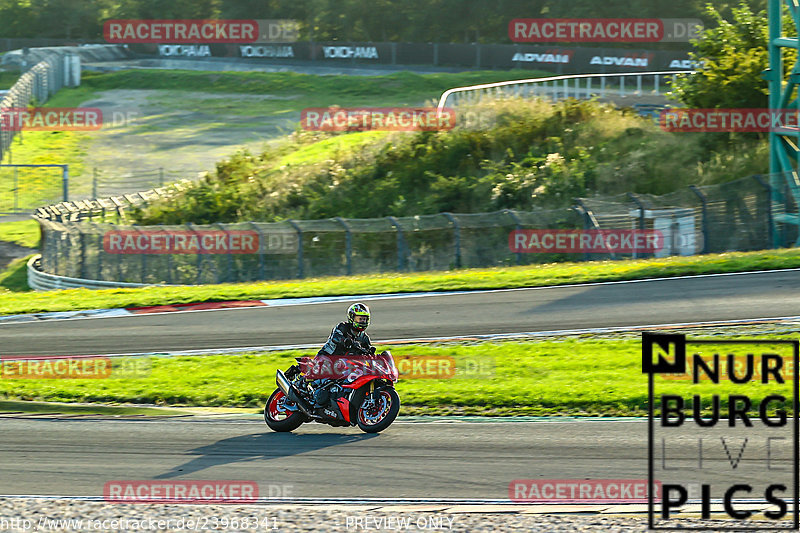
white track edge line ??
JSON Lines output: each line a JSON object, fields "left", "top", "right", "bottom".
{"left": 4, "top": 267, "right": 800, "bottom": 326}
{"left": 0, "top": 495, "right": 750, "bottom": 505}
{"left": 15, "top": 315, "right": 800, "bottom": 358}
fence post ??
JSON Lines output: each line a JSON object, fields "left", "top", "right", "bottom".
{"left": 79, "top": 227, "right": 87, "bottom": 279}
{"left": 287, "top": 220, "right": 304, "bottom": 279}
{"left": 689, "top": 185, "right": 709, "bottom": 254}
{"left": 131, "top": 224, "right": 147, "bottom": 283}
{"left": 93, "top": 168, "right": 98, "bottom": 198}
{"left": 215, "top": 222, "right": 233, "bottom": 283}
{"left": 503, "top": 209, "right": 523, "bottom": 265}
{"left": 249, "top": 222, "right": 266, "bottom": 281}
{"left": 627, "top": 192, "right": 647, "bottom": 258}
{"left": 94, "top": 223, "right": 103, "bottom": 281}
{"left": 186, "top": 222, "right": 202, "bottom": 283}
{"left": 441, "top": 212, "right": 461, "bottom": 269}
{"left": 116, "top": 226, "right": 123, "bottom": 281}
{"left": 386, "top": 216, "right": 406, "bottom": 271}
{"left": 52, "top": 224, "right": 60, "bottom": 276}
{"left": 334, "top": 217, "right": 352, "bottom": 275}
{"left": 60, "top": 164, "right": 69, "bottom": 202}
{"left": 752, "top": 174, "right": 777, "bottom": 248}
{"left": 574, "top": 199, "right": 599, "bottom": 262}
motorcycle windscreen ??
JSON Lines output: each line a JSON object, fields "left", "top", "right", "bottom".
{"left": 301, "top": 353, "right": 399, "bottom": 381}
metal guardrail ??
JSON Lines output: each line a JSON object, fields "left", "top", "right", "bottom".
{"left": 437, "top": 70, "right": 695, "bottom": 110}
{"left": 27, "top": 254, "right": 160, "bottom": 290}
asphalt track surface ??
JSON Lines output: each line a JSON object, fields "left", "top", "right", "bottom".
{"left": 0, "top": 417, "right": 789, "bottom": 498}
{"left": 2, "top": 270, "right": 800, "bottom": 356}
{"left": 3, "top": 270, "right": 799, "bottom": 503}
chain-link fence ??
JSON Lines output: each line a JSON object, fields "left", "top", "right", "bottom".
{"left": 577, "top": 174, "right": 787, "bottom": 257}
{"left": 37, "top": 207, "right": 586, "bottom": 284}
{"left": 33, "top": 172, "right": 798, "bottom": 285}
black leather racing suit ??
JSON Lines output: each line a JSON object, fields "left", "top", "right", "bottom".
{"left": 317, "top": 322, "right": 373, "bottom": 356}
{"left": 312, "top": 322, "right": 373, "bottom": 410}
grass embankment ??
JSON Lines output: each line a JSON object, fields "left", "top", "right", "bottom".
{"left": 1, "top": 68, "right": 547, "bottom": 209}
{"left": 0, "top": 219, "right": 40, "bottom": 248}
{"left": 0, "top": 69, "right": 20, "bottom": 88}
{"left": 0, "top": 338, "right": 791, "bottom": 416}
{"left": 0, "top": 256, "right": 32, "bottom": 292}
{"left": 0, "top": 220, "right": 40, "bottom": 292}
{"left": 0, "top": 86, "right": 92, "bottom": 210}
{"left": 133, "top": 97, "right": 770, "bottom": 225}
{"left": 0, "top": 247, "right": 798, "bottom": 314}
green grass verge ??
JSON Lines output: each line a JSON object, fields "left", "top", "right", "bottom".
{"left": 0, "top": 338, "right": 790, "bottom": 416}
{"left": 0, "top": 255, "right": 32, "bottom": 292}
{"left": 0, "top": 219, "right": 40, "bottom": 248}
{"left": 1, "top": 247, "right": 799, "bottom": 315}
{"left": 0, "top": 69, "right": 20, "bottom": 89}
{"left": 0, "top": 85, "right": 92, "bottom": 210}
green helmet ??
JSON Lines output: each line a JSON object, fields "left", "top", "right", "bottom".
{"left": 347, "top": 303, "right": 370, "bottom": 331}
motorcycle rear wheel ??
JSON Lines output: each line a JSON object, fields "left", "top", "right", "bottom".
{"left": 353, "top": 387, "right": 400, "bottom": 433}
{"left": 264, "top": 388, "right": 305, "bottom": 432}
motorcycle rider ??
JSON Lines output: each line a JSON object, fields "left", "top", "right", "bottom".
{"left": 311, "top": 303, "right": 375, "bottom": 412}
{"left": 317, "top": 302, "right": 375, "bottom": 357}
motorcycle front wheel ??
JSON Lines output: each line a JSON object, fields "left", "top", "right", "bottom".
{"left": 353, "top": 387, "right": 400, "bottom": 433}
{"left": 264, "top": 388, "right": 305, "bottom": 432}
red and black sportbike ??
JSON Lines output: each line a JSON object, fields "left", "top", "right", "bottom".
{"left": 264, "top": 350, "right": 400, "bottom": 433}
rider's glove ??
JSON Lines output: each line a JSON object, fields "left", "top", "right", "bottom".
{"left": 368, "top": 346, "right": 376, "bottom": 355}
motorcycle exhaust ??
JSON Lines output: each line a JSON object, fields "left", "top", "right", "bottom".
{"left": 276, "top": 370, "right": 314, "bottom": 416}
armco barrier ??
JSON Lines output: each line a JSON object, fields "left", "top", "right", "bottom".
{"left": 27, "top": 255, "right": 157, "bottom": 291}
{"left": 437, "top": 70, "right": 694, "bottom": 109}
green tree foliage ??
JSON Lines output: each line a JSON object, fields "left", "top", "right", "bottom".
{"left": 671, "top": 2, "right": 796, "bottom": 109}
{"left": 0, "top": 0, "right": 775, "bottom": 43}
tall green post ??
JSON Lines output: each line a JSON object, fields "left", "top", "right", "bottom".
{"left": 766, "top": 0, "right": 800, "bottom": 247}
